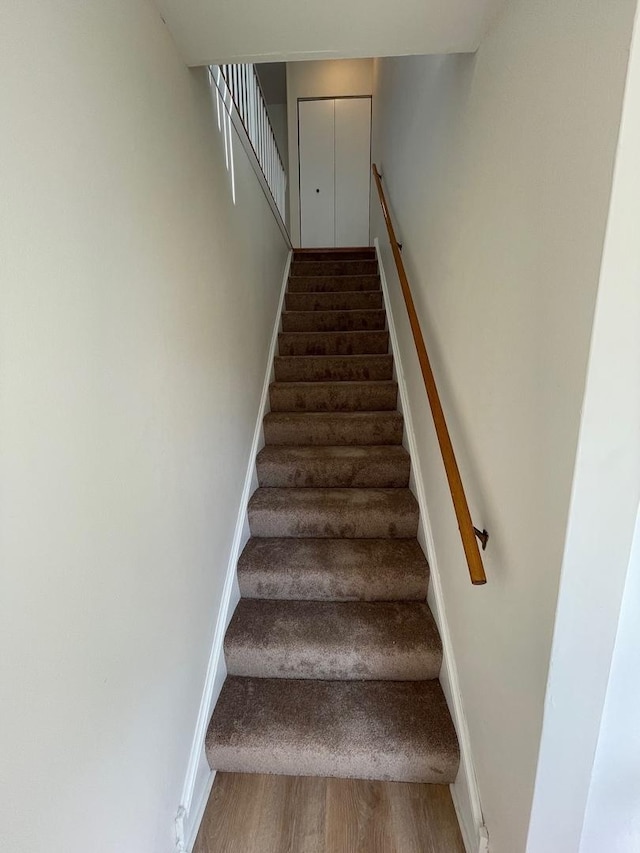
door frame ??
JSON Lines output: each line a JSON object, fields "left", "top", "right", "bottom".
{"left": 297, "top": 95, "right": 372, "bottom": 247}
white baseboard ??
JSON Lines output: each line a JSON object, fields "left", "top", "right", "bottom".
{"left": 374, "top": 239, "right": 488, "bottom": 853}
{"left": 176, "top": 769, "right": 216, "bottom": 853}
{"left": 175, "top": 251, "right": 292, "bottom": 853}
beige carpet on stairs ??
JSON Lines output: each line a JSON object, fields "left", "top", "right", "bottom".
{"left": 206, "top": 247, "right": 460, "bottom": 784}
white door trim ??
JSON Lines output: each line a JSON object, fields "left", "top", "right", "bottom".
{"left": 298, "top": 95, "right": 372, "bottom": 247}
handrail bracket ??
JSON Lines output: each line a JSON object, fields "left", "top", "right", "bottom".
{"left": 474, "top": 527, "right": 489, "bottom": 551}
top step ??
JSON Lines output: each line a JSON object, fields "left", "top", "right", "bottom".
{"left": 293, "top": 248, "right": 375, "bottom": 262}
{"left": 291, "top": 259, "right": 378, "bottom": 277}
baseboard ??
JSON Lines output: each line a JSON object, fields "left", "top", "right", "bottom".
{"left": 175, "top": 250, "right": 292, "bottom": 853}
{"left": 176, "top": 770, "right": 216, "bottom": 853}
{"left": 451, "top": 779, "right": 489, "bottom": 853}
{"left": 374, "top": 238, "right": 488, "bottom": 853}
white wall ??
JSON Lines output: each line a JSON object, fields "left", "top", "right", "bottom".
{"left": 528, "top": 8, "right": 640, "bottom": 849}
{"left": 369, "top": 0, "right": 637, "bottom": 849}
{"left": 286, "top": 59, "right": 373, "bottom": 246}
{"left": 0, "top": 2, "right": 288, "bottom": 852}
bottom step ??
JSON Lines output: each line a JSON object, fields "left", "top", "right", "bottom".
{"left": 206, "top": 677, "right": 459, "bottom": 783}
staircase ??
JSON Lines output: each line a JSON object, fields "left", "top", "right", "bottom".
{"left": 206, "top": 247, "right": 460, "bottom": 784}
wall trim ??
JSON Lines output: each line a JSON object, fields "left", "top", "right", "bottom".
{"left": 175, "top": 250, "right": 292, "bottom": 852}
{"left": 374, "top": 238, "right": 488, "bottom": 853}
{"left": 176, "top": 769, "right": 215, "bottom": 853}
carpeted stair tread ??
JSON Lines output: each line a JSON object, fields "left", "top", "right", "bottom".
{"left": 263, "top": 411, "right": 404, "bottom": 445}
{"left": 278, "top": 330, "right": 389, "bottom": 356}
{"left": 288, "top": 274, "right": 380, "bottom": 293}
{"left": 248, "top": 487, "right": 419, "bottom": 538}
{"left": 269, "top": 380, "right": 397, "bottom": 412}
{"left": 291, "top": 259, "right": 378, "bottom": 277}
{"left": 285, "top": 291, "right": 383, "bottom": 312}
{"left": 224, "top": 599, "right": 441, "bottom": 680}
{"left": 274, "top": 354, "right": 393, "bottom": 383}
{"left": 256, "top": 445, "right": 410, "bottom": 488}
{"left": 292, "top": 248, "right": 375, "bottom": 262}
{"left": 237, "top": 537, "right": 429, "bottom": 600}
{"left": 206, "top": 677, "right": 460, "bottom": 783}
{"left": 282, "top": 309, "right": 386, "bottom": 332}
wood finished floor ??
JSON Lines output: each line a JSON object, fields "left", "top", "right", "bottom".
{"left": 193, "top": 773, "right": 466, "bottom": 853}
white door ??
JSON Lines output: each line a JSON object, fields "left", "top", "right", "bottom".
{"left": 335, "top": 98, "right": 371, "bottom": 247}
{"left": 299, "top": 97, "right": 371, "bottom": 248}
{"left": 299, "top": 99, "right": 335, "bottom": 248}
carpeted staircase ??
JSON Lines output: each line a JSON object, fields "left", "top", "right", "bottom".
{"left": 206, "top": 247, "right": 460, "bottom": 784}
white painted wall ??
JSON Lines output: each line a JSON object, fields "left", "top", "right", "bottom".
{"left": 153, "top": 0, "right": 506, "bottom": 65}
{"left": 0, "top": 2, "right": 288, "bottom": 852}
{"left": 369, "top": 0, "right": 637, "bottom": 849}
{"left": 528, "top": 9, "right": 640, "bottom": 849}
{"left": 286, "top": 59, "right": 373, "bottom": 246}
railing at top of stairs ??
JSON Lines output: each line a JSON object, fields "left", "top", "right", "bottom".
{"left": 210, "top": 64, "right": 290, "bottom": 248}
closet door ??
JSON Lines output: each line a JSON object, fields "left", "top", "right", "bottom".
{"left": 334, "top": 97, "right": 371, "bottom": 246}
{"left": 299, "top": 99, "right": 335, "bottom": 248}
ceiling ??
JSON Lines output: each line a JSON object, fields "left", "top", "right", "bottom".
{"left": 155, "top": 0, "right": 506, "bottom": 66}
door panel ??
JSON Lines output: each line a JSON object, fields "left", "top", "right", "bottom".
{"left": 334, "top": 98, "right": 371, "bottom": 247}
{"left": 299, "top": 99, "right": 335, "bottom": 248}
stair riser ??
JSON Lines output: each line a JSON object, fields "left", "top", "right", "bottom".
{"left": 288, "top": 275, "right": 380, "bottom": 293}
{"left": 208, "top": 747, "right": 455, "bottom": 784}
{"left": 285, "top": 291, "right": 382, "bottom": 312}
{"left": 225, "top": 599, "right": 441, "bottom": 681}
{"left": 269, "top": 382, "right": 398, "bottom": 412}
{"left": 248, "top": 504, "right": 419, "bottom": 538}
{"left": 291, "top": 260, "right": 378, "bottom": 276}
{"left": 211, "top": 745, "right": 458, "bottom": 782}
{"left": 238, "top": 571, "right": 428, "bottom": 601}
{"left": 237, "top": 538, "right": 429, "bottom": 601}
{"left": 293, "top": 250, "right": 375, "bottom": 262}
{"left": 256, "top": 457, "right": 410, "bottom": 488}
{"left": 278, "top": 331, "right": 389, "bottom": 357}
{"left": 274, "top": 355, "right": 393, "bottom": 383}
{"left": 263, "top": 413, "right": 404, "bottom": 445}
{"left": 282, "top": 310, "right": 386, "bottom": 332}
{"left": 225, "top": 649, "right": 440, "bottom": 681}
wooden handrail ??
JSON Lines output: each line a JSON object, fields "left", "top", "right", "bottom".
{"left": 372, "top": 164, "right": 487, "bottom": 585}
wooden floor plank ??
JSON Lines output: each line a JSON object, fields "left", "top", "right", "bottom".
{"left": 193, "top": 773, "right": 465, "bottom": 853}
{"left": 325, "top": 778, "right": 393, "bottom": 853}
{"left": 279, "top": 776, "right": 326, "bottom": 853}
